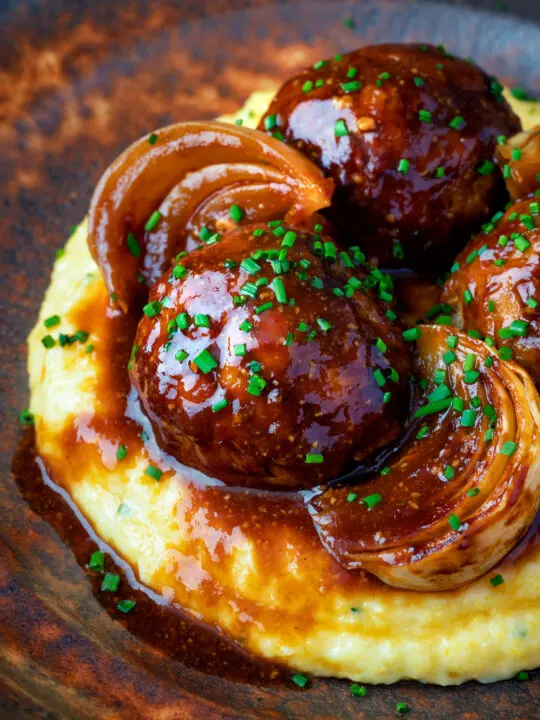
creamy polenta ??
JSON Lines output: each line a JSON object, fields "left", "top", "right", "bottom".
{"left": 27, "top": 90, "right": 540, "bottom": 685}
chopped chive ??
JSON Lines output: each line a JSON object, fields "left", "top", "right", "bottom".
{"left": 463, "top": 289, "right": 474, "bottom": 304}
{"left": 145, "top": 465, "right": 163, "bottom": 481}
{"left": 341, "top": 80, "right": 363, "bottom": 93}
{"left": 463, "top": 353, "right": 475, "bottom": 372}
{"left": 397, "top": 158, "right": 410, "bottom": 174}
{"left": 449, "top": 116, "right": 465, "bottom": 130}
{"left": 284, "top": 331, "right": 294, "bottom": 346}
{"left": 396, "top": 702, "right": 409, "bottom": 714}
{"left": 452, "top": 396, "right": 464, "bottom": 412}
{"left": 302, "top": 80, "right": 314, "bottom": 93}
{"left": 247, "top": 373, "right": 267, "bottom": 396}
{"left": 193, "top": 349, "right": 218, "bottom": 374}
{"left": 526, "top": 297, "right": 538, "bottom": 309}
{"left": 44, "top": 314, "right": 61, "bottom": 328}
{"left": 212, "top": 398, "right": 228, "bottom": 412}
{"left": 240, "top": 258, "right": 261, "bottom": 275}
{"left": 477, "top": 160, "right": 495, "bottom": 176}
{"left": 443, "top": 350, "right": 456, "bottom": 365}
{"left": 468, "top": 487, "right": 480, "bottom": 497}
{"left": 498, "top": 347, "right": 512, "bottom": 360}
{"left": 414, "top": 76, "right": 425, "bottom": 87}
{"left": 461, "top": 409, "right": 477, "bottom": 427}
{"left": 240, "top": 320, "right": 253, "bottom": 332}
{"left": 350, "top": 684, "right": 366, "bottom": 697}
{"left": 127, "top": 232, "right": 141, "bottom": 258}
{"left": 383, "top": 391, "right": 392, "bottom": 404}
{"left": 446, "top": 335, "right": 458, "bottom": 349}
{"left": 229, "top": 204, "right": 245, "bottom": 223}
{"left": 117, "top": 599, "right": 136, "bottom": 613}
{"left": 516, "top": 671, "right": 529, "bottom": 681}
{"left": 435, "top": 166, "right": 445, "bottom": 178}
{"left": 334, "top": 119, "right": 349, "bottom": 137}
{"left": 145, "top": 210, "right": 162, "bottom": 232}
{"left": 143, "top": 300, "right": 162, "bottom": 317}
{"left": 41, "top": 335, "right": 56, "bottom": 349}
{"left": 264, "top": 114, "right": 278, "bottom": 130}
{"left": 373, "top": 369, "right": 386, "bottom": 387}
{"left": 402, "top": 327, "right": 422, "bottom": 342}
{"left": 272, "top": 277, "right": 288, "bottom": 304}
{"left": 362, "top": 493, "right": 382, "bottom": 508}
{"left": 291, "top": 673, "right": 309, "bottom": 688}
{"left": 444, "top": 465, "right": 455, "bottom": 480}
{"left": 433, "top": 368, "right": 446, "bottom": 385}
{"left": 317, "top": 318, "right": 332, "bottom": 332}
{"left": 194, "top": 314, "right": 210, "bottom": 328}
{"left": 101, "top": 573, "right": 120, "bottom": 592}
{"left": 233, "top": 343, "right": 247, "bottom": 357}
{"left": 416, "top": 425, "right": 429, "bottom": 439}
{"left": 464, "top": 370, "right": 480, "bottom": 383}
{"left": 414, "top": 398, "right": 452, "bottom": 417}
{"left": 305, "top": 453, "right": 324, "bottom": 464}
{"left": 19, "top": 409, "right": 35, "bottom": 426}
{"left": 500, "top": 441, "right": 517, "bottom": 456}
{"left": 116, "top": 444, "right": 128, "bottom": 461}
{"left": 511, "top": 148, "right": 522, "bottom": 161}
{"left": 448, "top": 513, "right": 461, "bottom": 530}
{"left": 419, "top": 109, "right": 432, "bottom": 123}
{"left": 489, "top": 574, "right": 504, "bottom": 587}
{"left": 88, "top": 551, "right": 105, "bottom": 571}
{"left": 148, "top": 133, "right": 158, "bottom": 145}
{"left": 514, "top": 236, "right": 531, "bottom": 252}
{"left": 375, "top": 337, "right": 387, "bottom": 353}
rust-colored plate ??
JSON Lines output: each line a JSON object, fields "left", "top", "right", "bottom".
{"left": 1, "top": 1, "right": 539, "bottom": 717}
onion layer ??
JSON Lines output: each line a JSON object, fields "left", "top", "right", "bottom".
{"left": 309, "top": 325, "right": 540, "bottom": 591}
{"left": 88, "top": 122, "right": 333, "bottom": 311}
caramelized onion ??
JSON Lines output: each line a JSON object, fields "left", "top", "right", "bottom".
{"left": 88, "top": 122, "right": 333, "bottom": 311}
{"left": 309, "top": 325, "right": 540, "bottom": 591}
{"left": 496, "top": 126, "right": 540, "bottom": 200}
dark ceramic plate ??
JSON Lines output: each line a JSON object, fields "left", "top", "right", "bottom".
{"left": 1, "top": 1, "right": 539, "bottom": 717}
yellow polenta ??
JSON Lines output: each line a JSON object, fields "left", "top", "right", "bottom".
{"left": 28, "top": 90, "right": 540, "bottom": 685}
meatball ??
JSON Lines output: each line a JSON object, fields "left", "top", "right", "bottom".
{"left": 441, "top": 195, "right": 540, "bottom": 384}
{"left": 130, "top": 223, "right": 412, "bottom": 489}
{"left": 259, "top": 43, "right": 521, "bottom": 270}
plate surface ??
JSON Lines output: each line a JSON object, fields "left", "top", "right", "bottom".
{"left": 1, "top": 1, "right": 539, "bottom": 717}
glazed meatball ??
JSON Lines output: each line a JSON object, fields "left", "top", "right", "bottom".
{"left": 441, "top": 195, "right": 540, "bottom": 384}
{"left": 259, "top": 43, "right": 521, "bottom": 270}
{"left": 130, "top": 223, "right": 412, "bottom": 489}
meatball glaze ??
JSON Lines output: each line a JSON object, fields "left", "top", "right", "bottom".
{"left": 259, "top": 43, "right": 521, "bottom": 270}
{"left": 442, "top": 195, "right": 540, "bottom": 384}
{"left": 130, "top": 223, "right": 412, "bottom": 489}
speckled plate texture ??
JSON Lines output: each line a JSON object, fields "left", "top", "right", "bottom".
{"left": 1, "top": 1, "right": 539, "bottom": 717}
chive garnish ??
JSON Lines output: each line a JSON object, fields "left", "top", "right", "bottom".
{"left": 88, "top": 551, "right": 105, "bottom": 571}
{"left": 305, "top": 453, "right": 324, "bottom": 464}
{"left": 402, "top": 327, "right": 422, "bottom": 342}
{"left": 291, "top": 673, "right": 309, "bottom": 688}
{"left": 212, "top": 398, "right": 228, "bottom": 413}
{"left": 101, "top": 573, "right": 120, "bottom": 592}
{"left": 127, "top": 232, "right": 141, "bottom": 258}
{"left": 335, "top": 119, "right": 349, "bottom": 137}
{"left": 489, "top": 574, "right": 504, "bottom": 587}
{"left": 362, "top": 493, "right": 382, "bottom": 508}
{"left": 44, "top": 314, "right": 61, "bottom": 328}
{"left": 448, "top": 514, "right": 461, "bottom": 530}
{"left": 117, "top": 599, "right": 136, "bottom": 613}
{"left": 145, "top": 465, "right": 163, "bottom": 481}
{"left": 145, "top": 210, "right": 162, "bottom": 232}
{"left": 143, "top": 300, "right": 162, "bottom": 317}
{"left": 116, "top": 444, "right": 127, "bottom": 461}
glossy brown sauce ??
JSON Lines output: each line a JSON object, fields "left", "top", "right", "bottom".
{"left": 12, "top": 430, "right": 292, "bottom": 685}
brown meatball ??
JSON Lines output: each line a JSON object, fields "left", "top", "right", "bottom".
{"left": 130, "top": 223, "right": 412, "bottom": 489}
{"left": 441, "top": 195, "right": 540, "bottom": 384}
{"left": 259, "top": 43, "right": 521, "bottom": 270}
